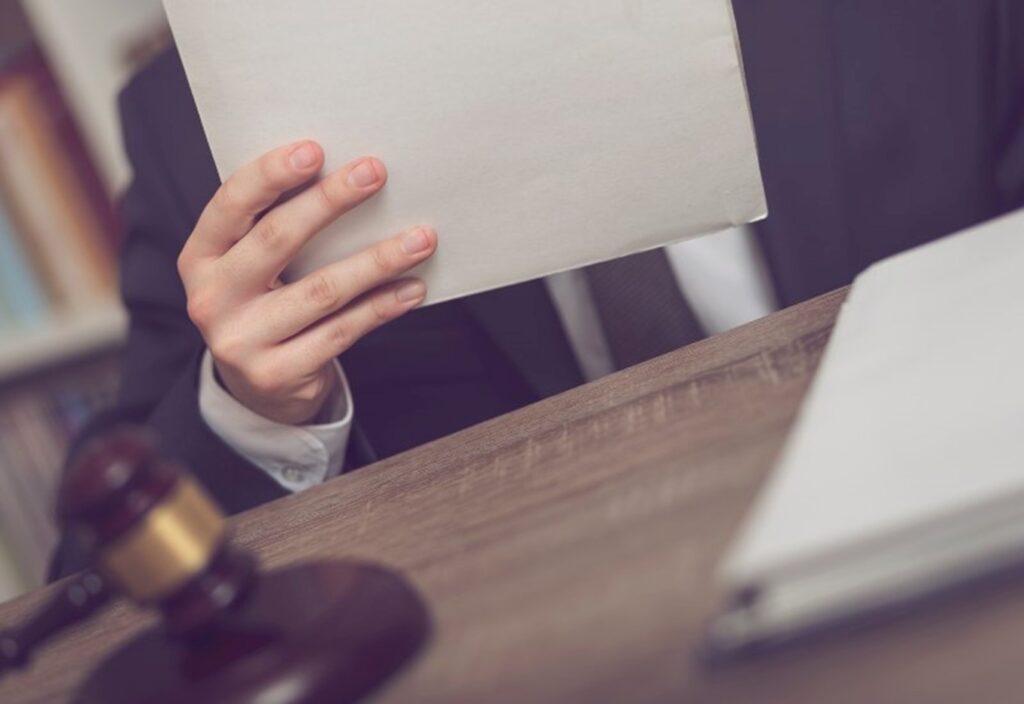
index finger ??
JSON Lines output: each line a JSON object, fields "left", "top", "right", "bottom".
{"left": 183, "top": 140, "right": 325, "bottom": 263}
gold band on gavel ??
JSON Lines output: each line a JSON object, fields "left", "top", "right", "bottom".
{"left": 98, "top": 476, "right": 226, "bottom": 603}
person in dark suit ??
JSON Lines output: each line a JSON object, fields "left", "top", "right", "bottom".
{"left": 46, "top": 47, "right": 614, "bottom": 583}
{"left": 87, "top": 50, "right": 588, "bottom": 507}
{"left": 733, "top": 0, "right": 1024, "bottom": 305}
{"left": 51, "top": 1, "right": 1024, "bottom": 579}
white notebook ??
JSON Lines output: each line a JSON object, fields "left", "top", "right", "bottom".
{"left": 161, "top": 0, "right": 766, "bottom": 304}
{"left": 710, "top": 210, "right": 1024, "bottom": 654}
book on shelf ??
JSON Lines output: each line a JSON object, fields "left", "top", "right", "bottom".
{"left": 0, "top": 203, "right": 50, "bottom": 329}
{"left": 0, "top": 45, "right": 124, "bottom": 591}
{"left": 0, "top": 355, "right": 120, "bottom": 587}
{"left": 0, "top": 536, "right": 26, "bottom": 602}
{"left": 19, "top": 0, "right": 170, "bottom": 195}
{"left": 0, "top": 49, "right": 117, "bottom": 335}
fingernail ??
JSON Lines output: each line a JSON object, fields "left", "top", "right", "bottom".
{"left": 396, "top": 280, "right": 426, "bottom": 303}
{"left": 290, "top": 143, "right": 318, "bottom": 170}
{"left": 401, "top": 228, "right": 432, "bottom": 255}
{"left": 347, "top": 158, "right": 382, "bottom": 188}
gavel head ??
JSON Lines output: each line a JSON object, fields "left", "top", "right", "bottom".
{"left": 57, "top": 427, "right": 255, "bottom": 637}
{"left": 38, "top": 426, "right": 430, "bottom": 703}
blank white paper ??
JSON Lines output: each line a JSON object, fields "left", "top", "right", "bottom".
{"left": 724, "top": 209, "right": 1024, "bottom": 587}
{"left": 162, "top": 0, "right": 766, "bottom": 304}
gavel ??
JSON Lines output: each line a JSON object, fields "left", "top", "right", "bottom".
{"left": 0, "top": 427, "right": 430, "bottom": 703}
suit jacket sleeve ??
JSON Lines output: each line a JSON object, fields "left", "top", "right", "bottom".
{"left": 48, "top": 74, "right": 287, "bottom": 580}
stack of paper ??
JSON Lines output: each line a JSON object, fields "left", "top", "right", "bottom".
{"left": 163, "top": 0, "right": 766, "bottom": 304}
{"left": 711, "top": 210, "right": 1024, "bottom": 654}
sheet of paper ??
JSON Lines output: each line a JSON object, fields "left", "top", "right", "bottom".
{"left": 723, "top": 209, "right": 1024, "bottom": 586}
{"left": 162, "top": 0, "right": 766, "bottom": 304}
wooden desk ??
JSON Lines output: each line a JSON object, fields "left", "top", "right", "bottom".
{"left": 2, "top": 287, "right": 1018, "bottom": 703}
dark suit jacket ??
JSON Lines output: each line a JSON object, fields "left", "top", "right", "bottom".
{"left": 51, "top": 2, "right": 1024, "bottom": 577}
{"left": 734, "top": 0, "right": 1024, "bottom": 306}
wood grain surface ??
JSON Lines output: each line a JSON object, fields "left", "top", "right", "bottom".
{"left": 3, "top": 287, "right": 1016, "bottom": 704}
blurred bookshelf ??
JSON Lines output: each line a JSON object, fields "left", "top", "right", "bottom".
{"left": 19, "top": 0, "right": 169, "bottom": 195}
{"left": 0, "top": 306, "right": 126, "bottom": 382}
{"left": 0, "top": 0, "right": 168, "bottom": 600}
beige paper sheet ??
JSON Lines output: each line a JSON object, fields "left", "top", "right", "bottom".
{"left": 163, "top": 0, "right": 766, "bottom": 304}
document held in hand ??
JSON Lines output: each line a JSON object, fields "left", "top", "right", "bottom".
{"left": 162, "top": 0, "right": 766, "bottom": 304}
{"left": 710, "top": 210, "right": 1024, "bottom": 656}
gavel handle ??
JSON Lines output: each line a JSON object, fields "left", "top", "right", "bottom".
{"left": 0, "top": 571, "right": 111, "bottom": 677}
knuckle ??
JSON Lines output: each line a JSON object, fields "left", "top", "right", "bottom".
{"left": 314, "top": 173, "right": 348, "bottom": 212}
{"left": 253, "top": 214, "right": 290, "bottom": 252}
{"left": 370, "top": 293, "right": 395, "bottom": 324}
{"left": 257, "top": 154, "right": 279, "bottom": 186}
{"left": 207, "top": 332, "right": 244, "bottom": 366}
{"left": 186, "top": 292, "right": 215, "bottom": 328}
{"left": 176, "top": 249, "right": 191, "bottom": 279}
{"left": 305, "top": 273, "right": 340, "bottom": 309}
{"left": 214, "top": 179, "right": 247, "bottom": 216}
{"left": 324, "top": 319, "right": 355, "bottom": 353}
{"left": 370, "top": 243, "right": 395, "bottom": 275}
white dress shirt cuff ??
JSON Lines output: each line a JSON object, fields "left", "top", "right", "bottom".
{"left": 198, "top": 350, "right": 353, "bottom": 493}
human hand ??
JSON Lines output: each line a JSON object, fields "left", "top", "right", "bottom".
{"left": 178, "top": 141, "right": 437, "bottom": 424}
